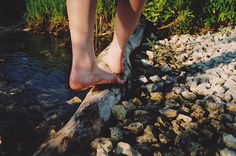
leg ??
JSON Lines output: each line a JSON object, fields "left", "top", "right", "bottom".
{"left": 67, "top": 0, "right": 123, "bottom": 90}
{"left": 103, "top": 0, "right": 145, "bottom": 74}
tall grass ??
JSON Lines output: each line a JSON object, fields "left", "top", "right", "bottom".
{"left": 24, "top": 0, "right": 116, "bottom": 37}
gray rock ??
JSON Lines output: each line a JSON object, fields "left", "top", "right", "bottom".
{"left": 115, "top": 142, "right": 141, "bottom": 156}
{"left": 141, "top": 59, "right": 154, "bottom": 66}
{"left": 161, "top": 65, "right": 172, "bottom": 73}
{"left": 223, "top": 133, "right": 236, "bottom": 149}
{"left": 91, "top": 138, "right": 113, "bottom": 154}
{"left": 219, "top": 148, "right": 236, "bottom": 156}
{"left": 145, "top": 83, "right": 158, "bottom": 92}
{"left": 150, "top": 92, "right": 163, "bottom": 104}
{"left": 125, "top": 122, "right": 144, "bottom": 134}
{"left": 149, "top": 75, "right": 161, "bottom": 83}
{"left": 110, "top": 127, "right": 123, "bottom": 142}
{"left": 136, "top": 125, "right": 158, "bottom": 144}
{"left": 159, "top": 108, "right": 178, "bottom": 118}
{"left": 122, "top": 101, "right": 136, "bottom": 112}
{"left": 226, "top": 103, "right": 236, "bottom": 113}
{"left": 112, "top": 105, "right": 127, "bottom": 121}
{"left": 181, "top": 91, "right": 197, "bottom": 101}
{"left": 139, "top": 75, "right": 148, "bottom": 83}
{"left": 146, "top": 50, "right": 154, "bottom": 60}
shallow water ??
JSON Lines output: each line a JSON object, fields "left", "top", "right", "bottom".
{"left": 0, "top": 4, "right": 90, "bottom": 155}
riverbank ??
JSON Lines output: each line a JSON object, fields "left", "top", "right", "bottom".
{"left": 89, "top": 26, "right": 236, "bottom": 156}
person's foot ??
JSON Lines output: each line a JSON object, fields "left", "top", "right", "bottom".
{"left": 69, "top": 64, "right": 124, "bottom": 91}
{"left": 102, "top": 42, "right": 124, "bottom": 74}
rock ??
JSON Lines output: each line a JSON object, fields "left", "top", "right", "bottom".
{"left": 139, "top": 75, "right": 148, "bottom": 83}
{"left": 211, "top": 85, "right": 226, "bottom": 94}
{"left": 136, "top": 125, "right": 158, "bottom": 144}
{"left": 170, "top": 35, "right": 179, "bottom": 44}
{"left": 96, "top": 147, "right": 109, "bottom": 156}
{"left": 133, "top": 110, "right": 150, "bottom": 124}
{"left": 226, "top": 103, "right": 236, "bottom": 113}
{"left": 112, "top": 105, "right": 127, "bottom": 121}
{"left": 125, "top": 122, "right": 144, "bottom": 134}
{"left": 149, "top": 75, "right": 161, "bottom": 83}
{"left": 157, "top": 40, "right": 166, "bottom": 46}
{"left": 205, "top": 102, "right": 224, "bottom": 114}
{"left": 115, "top": 142, "right": 141, "bottom": 156}
{"left": 131, "top": 98, "right": 143, "bottom": 105}
{"left": 219, "top": 148, "right": 236, "bottom": 156}
{"left": 141, "top": 59, "right": 154, "bottom": 66}
{"left": 176, "top": 114, "right": 192, "bottom": 123}
{"left": 91, "top": 138, "right": 113, "bottom": 154}
{"left": 110, "top": 127, "right": 123, "bottom": 142}
{"left": 181, "top": 91, "right": 197, "bottom": 101}
{"left": 159, "top": 134, "right": 168, "bottom": 144}
{"left": 223, "top": 133, "right": 236, "bottom": 149}
{"left": 150, "top": 92, "right": 163, "bottom": 104}
{"left": 122, "top": 101, "right": 136, "bottom": 112}
{"left": 153, "top": 151, "right": 163, "bottom": 156}
{"left": 159, "top": 108, "right": 178, "bottom": 118}
{"left": 146, "top": 50, "right": 155, "bottom": 60}
{"left": 195, "top": 83, "right": 214, "bottom": 96}
{"left": 145, "top": 83, "right": 158, "bottom": 92}
{"left": 164, "top": 100, "right": 180, "bottom": 108}
{"left": 66, "top": 96, "right": 82, "bottom": 105}
{"left": 161, "top": 65, "right": 172, "bottom": 73}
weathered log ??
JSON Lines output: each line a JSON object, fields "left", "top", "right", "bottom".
{"left": 33, "top": 21, "right": 145, "bottom": 156}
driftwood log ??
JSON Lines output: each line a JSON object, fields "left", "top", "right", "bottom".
{"left": 33, "top": 21, "right": 145, "bottom": 156}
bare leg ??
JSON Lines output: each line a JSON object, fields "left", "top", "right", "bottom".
{"left": 103, "top": 0, "right": 145, "bottom": 74}
{"left": 67, "top": 0, "right": 123, "bottom": 90}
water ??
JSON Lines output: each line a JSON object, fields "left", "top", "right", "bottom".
{"left": 0, "top": 3, "right": 88, "bottom": 156}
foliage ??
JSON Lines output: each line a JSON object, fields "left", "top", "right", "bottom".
{"left": 24, "top": 0, "right": 116, "bottom": 37}
{"left": 143, "top": 0, "right": 235, "bottom": 34}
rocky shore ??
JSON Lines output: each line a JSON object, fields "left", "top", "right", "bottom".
{"left": 89, "top": 27, "right": 236, "bottom": 156}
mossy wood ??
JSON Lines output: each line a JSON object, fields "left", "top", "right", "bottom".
{"left": 33, "top": 21, "right": 145, "bottom": 156}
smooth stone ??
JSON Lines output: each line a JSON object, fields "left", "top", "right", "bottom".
{"left": 159, "top": 108, "right": 178, "bottom": 118}
{"left": 141, "top": 59, "right": 154, "bottom": 66}
{"left": 181, "top": 91, "right": 197, "bottom": 101}
{"left": 115, "top": 142, "right": 141, "bottom": 156}
{"left": 150, "top": 92, "right": 163, "bottom": 104}
{"left": 136, "top": 125, "right": 158, "bottom": 144}
{"left": 223, "top": 133, "right": 236, "bottom": 149}
{"left": 112, "top": 105, "right": 127, "bottom": 121}
{"left": 226, "top": 103, "right": 236, "bottom": 113}
{"left": 91, "top": 138, "right": 113, "bottom": 154}
{"left": 149, "top": 75, "right": 161, "bottom": 83}
{"left": 146, "top": 50, "right": 155, "bottom": 60}
{"left": 146, "top": 83, "right": 158, "bottom": 92}
{"left": 139, "top": 75, "right": 148, "bottom": 83}
{"left": 122, "top": 101, "right": 136, "bottom": 112}
{"left": 124, "top": 122, "right": 144, "bottom": 134}
{"left": 176, "top": 114, "right": 192, "bottom": 123}
{"left": 110, "top": 127, "right": 123, "bottom": 142}
{"left": 219, "top": 148, "right": 236, "bottom": 156}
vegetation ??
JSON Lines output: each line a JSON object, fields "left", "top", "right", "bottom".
{"left": 143, "top": 0, "right": 235, "bottom": 34}
{"left": 24, "top": 0, "right": 235, "bottom": 36}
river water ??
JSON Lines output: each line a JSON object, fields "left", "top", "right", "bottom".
{"left": 0, "top": 2, "right": 88, "bottom": 156}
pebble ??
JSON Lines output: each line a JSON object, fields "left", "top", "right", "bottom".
{"left": 115, "top": 142, "right": 141, "bottom": 156}
{"left": 91, "top": 138, "right": 113, "bottom": 154}
{"left": 159, "top": 108, "right": 178, "bottom": 118}
{"left": 146, "top": 50, "right": 155, "bottom": 60}
{"left": 226, "top": 103, "right": 236, "bottom": 113}
{"left": 125, "top": 122, "right": 144, "bottom": 134}
{"left": 139, "top": 75, "right": 148, "bottom": 83}
{"left": 112, "top": 105, "right": 127, "bottom": 121}
{"left": 149, "top": 92, "right": 163, "bottom": 104}
{"left": 219, "top": 148, "right": 236, "bottom": 156}
{"left": 149, "top": 75, "right": 161, "bottom": 83}
{"left": 110, "top": 127, "right": 123, "bottom": 142}
{"left": 136, "top": 125, "right": 158, "bottom": 144}
{"left": 176, "top": 114, "right": 192, "bottom": 123}
{"left": 145, "top": 83, "right": 158, "bottom": 92}
{"left": 181, "top": 91, "right": 197, "bottom": 101}
{"left": 223, "top": 133, "right": 236, "bottom": 149}
{"left": 122, "top": 101, "right": 136, "bottom": 112}
{"left": 141, "top": 59, "right": 154, "bottom": 66}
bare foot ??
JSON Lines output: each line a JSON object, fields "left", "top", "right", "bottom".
{"left": 102, "top": 43, "right": 124, "bottom": 74}
{"left": 69, "top": 65, "right": 124, "bottom": 91}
